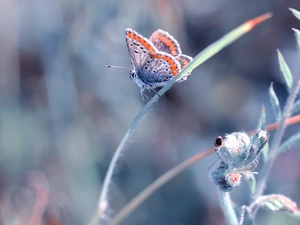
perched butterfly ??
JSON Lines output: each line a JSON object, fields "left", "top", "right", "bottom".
{"left": 124, "top": 28, "right": 193, "bottom": 99}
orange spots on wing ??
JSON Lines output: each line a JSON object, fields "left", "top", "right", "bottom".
{"left": 126, "top": 30, "right": 133, "bottom": 38}
{"left": 126, "top": 30, "right": 155, "bottom": 57}
{"left": 159, "top": 54, "right": 178, "bottom": 75}
{"left": 150, "top": 31, "right": 180, "bottom": 56}
{"left": 176, "top": 55, "right": 192, "bottom": 69}
{"left": 178, "top": 58, "right": 189, "bottom": 68}
{"left": 127, "top": 31, "right": 157, "bottom": 57}
{"left": 171, "top": 50, "right": 177, "bottom": 56}
{"left": 151, "top": 33, "right": 160, "bottom": 41}
{"left": 159, "top": 35, "right": 179, "bottom": 56}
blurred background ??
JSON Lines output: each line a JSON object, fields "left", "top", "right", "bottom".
{"left": 1, "top": 0, "right": 300, "bottom": 224}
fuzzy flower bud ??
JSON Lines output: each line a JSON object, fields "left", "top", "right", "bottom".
{"left": 210, "top": 161, "right": 242, "bottom": 192}
{"left": 217, "top": 132, "right": 251, "bottom": 168}
{"left": 210, "top": 162, "right": 233, "bottom": 192}
{"left": 210, "top": 130, "right": 268, "bottom": 192}
{"left": 251, "top": 129, "right": 268, "bottom": 155}
{"left": 242, "top": 129, "right": 268, "bottom": 166}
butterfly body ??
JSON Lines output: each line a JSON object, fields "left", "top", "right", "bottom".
{"left": 125, "top": 28, "right": 192, "bottom": 97}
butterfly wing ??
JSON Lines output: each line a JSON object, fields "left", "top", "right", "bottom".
{"left": 125, "top": 28, "right": 157, "bottom": 71}
{"left": 150, "top": 29, "right": 193, "bottom": 79}
{"left": 136, "top": 51, "right": 181, "bottom": 89}
{"left": 146, "top": 52, "right": 180, "bottom": 77}
{"left": 176, "top": 54, "right": 193, "bottom": 70}
{"left": 175, "top": 54, "right": 193, "bottom": 82}
{"left": 149, "top": 29, "right": 182, "bottom": 57}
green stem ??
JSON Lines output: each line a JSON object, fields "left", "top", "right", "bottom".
{"left": 219, "top": 191, "right": 239, "bottom": 225}
{"left": 106, "top": 147, "right": 215, "bottom": 225}
{"left": 98, "top": 96, "right": 160, "bottom": 216}
{"left": 253, "top": 81, "right": 300, "bottom": 200}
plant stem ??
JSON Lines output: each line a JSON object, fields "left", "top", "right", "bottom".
{"left": 265, "top": 114, "right": 300, "bottom": 132}
{"left": 98, "top": 95, "right": 160, "bottom": 217}
{"left": 219, "top": 191, "right": 239, "bottom": 225}
{"left": 253, "top": 81, "right": 300, "bottom": 200}
{"left": 106, "top": 147, "right": 215, "bottom": 225}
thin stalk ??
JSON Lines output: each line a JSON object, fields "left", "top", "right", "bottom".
{"left": 265, "top": 114, "right": 300, "bottom": 132}
{"left": 98, "top": 97, "right": 159, "bottom": 216}
{"left": 253, "top": 81, "right": 300, "bottom": 200}
{"left": 246, "top": 114, "right": 300, "bottom": 136}
{"left": 107, "top": 147, "right": 215, "bottom": 225}
{"left": 219, "top": 191, "right": 239, "bottom": 225}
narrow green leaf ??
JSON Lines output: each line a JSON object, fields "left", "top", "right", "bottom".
{"left": 290, "top": 100, "right": 300, "bottom": 115}
{"left": 277, "top": 130, "right": 300, "bottom": 155}
{"left": 292, "top": 28, "right": 300, "bottom": 52}
{"left": 277, "top": 50, "right": 293, "bottom": 89}
{"left": 257, "top": 105, "right": 266, "bottom": 130}
{"left": 269, "top": 83, "right": 282, "bottom": 121}
{"left": 290, "top": 8, "right": 300, "bottom": 21}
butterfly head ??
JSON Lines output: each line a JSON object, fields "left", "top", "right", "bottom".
{"left": 129, "top": 70, "right": 136, "bottom": 80}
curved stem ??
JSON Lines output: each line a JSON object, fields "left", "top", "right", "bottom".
{"left": 107, "top": 147, "right": 215, "bottom": 225}
{"left": 98, "top": 96, "right": 160, "bottom": 216}
{"left": 247, "top": 114, "right": 300, "bottom": 135}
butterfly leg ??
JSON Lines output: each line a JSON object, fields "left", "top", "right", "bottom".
{"left": 139, "top": 86, "right": 149, "bottom": 103}
{"left": 141, "top": 92, "right": 151, "bottom": 104}
{"left": 149, "top": 88, "right": 161, "bottom": 98}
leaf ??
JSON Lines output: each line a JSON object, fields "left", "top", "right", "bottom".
{"left": 175, "top": 12, "right": 273, "bottom": 76}
{"left": 254, "top": 194, "right": 299, "bottom": 216}
{"left": 257, "top": 105, "right": 266, "bottom": 130}
{"left": 277, "top": 50, "right": 293, "bottom": 90}
{"left": 292, "top": 28, "right": 300, "bottom": 52}
{"left": 290, "top": 8, "right": 300, "bottom": 21}
{"left": 269, "top": 83, "right": 282, "bottom": 121}
{"left": 277, "top": 130, "right": 300, "bottom": 155}
{"left": 290, "top": 100, "right": 300, "bottom": 115}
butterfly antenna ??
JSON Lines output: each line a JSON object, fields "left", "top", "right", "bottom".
{"left": 106, "top": 65, "right": 131, "bottom": 71}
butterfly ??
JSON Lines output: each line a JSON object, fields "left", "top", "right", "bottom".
{"left": 125, "top": 28, "right": 193, "bottom": 100}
